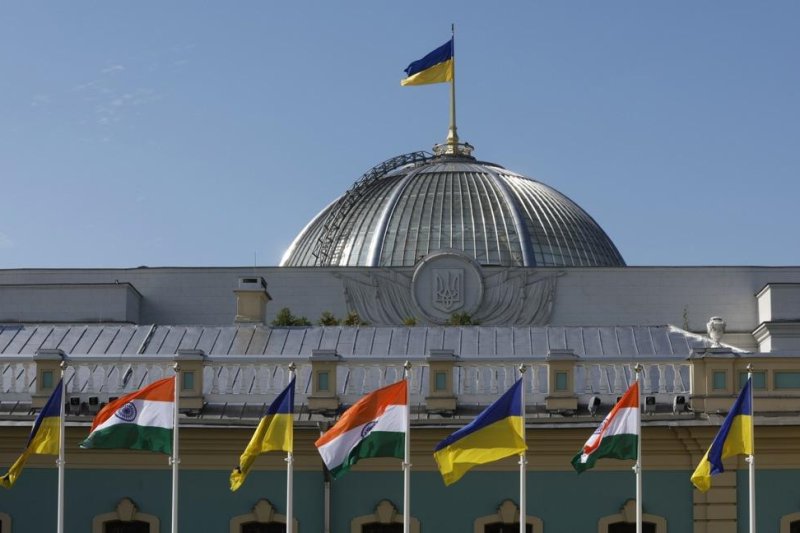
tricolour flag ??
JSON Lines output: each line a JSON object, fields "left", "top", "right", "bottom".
{"left": 691, "top": 377, "right": 753, "bottom": 492}
{"left": 80, "top": 376, "right": 174, "bottom": 454}
{"left": 230, "top": 377, "right": 295, "bottom": 491}
{"left": 1, "top": 379, "right": 63, "bottom": 488}
{"left": 401, "top": 38, "right": 454, "bottom": 86}
{"left": 315, "top": 380, "right": 407, "bottom": 479}
{"left": 434, "top": 379, "right": 526, "bottom": 486}
{"left": 571, "top": 381, "right": 639, "bottom": 473}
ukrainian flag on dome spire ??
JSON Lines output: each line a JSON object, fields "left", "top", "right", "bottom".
{"left": 401, "top": 38, "right": 454, "bottom": 86}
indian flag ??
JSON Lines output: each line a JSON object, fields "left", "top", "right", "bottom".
{"left": 315, "top": 380, "right": 407, "bottom": 479}
{"left": 80, "top": 376, "right": 175, "bottom": 454}
{"left": 571, "top": 381, "right": 639, "bottom": 473}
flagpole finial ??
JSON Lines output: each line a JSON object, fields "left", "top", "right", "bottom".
{"left": 746, "top": 363, "right": 754, "bottom": 373}
{"left": 288, "top": 362, "right": 297, "bottom": 373}
{"left": 634, "top": 363, "right": 643, "bottom": 374}
{"left": 518, "top": 363, "right": 527, "bottom": 375}
{"left": 173, "top": 362, "right": 180, "bottom": 373}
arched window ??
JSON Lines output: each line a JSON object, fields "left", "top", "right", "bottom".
{"left": 598, "top": 500, "right": 665, "bottom": 533}
{"left": 779, "top": 511, "right": 800, "bottom": 533}
{"left": 350, "top": 500, "right": 420, "bottom": 533}
{"left": 474, "top": 500, "right": 543, "bottom": 533}
{"left": 92, "top": 498, "right": 158, "bottom": 533}
{"left": 230, "top": 499, "right": 297, "bottom": 533}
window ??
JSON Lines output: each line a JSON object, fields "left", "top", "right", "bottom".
{"left": 434, "top": 371, "right": 447, "bottom": 392}
{"left": 318, "top": 371, "right": 329, "bottom": 392}
{"left": 474, "top": 500, "right": 543, "bottom": 533}
{"left": 230, "top": 499, "right": 295, "bottom": 533}
{"left": 182, "top": 371, "right": 194, "bottom": 391}
{"left": 555, "top": 371, "right": 568, "bottom": 391}
{"left": 712, "top": 371, "right": 727, "bottom": 390}
{"left": 791, "top": 522, "right": 800, "bottom": 533}
{"left": 350, "top": 500, "right": 419, "bottom": 533}
{"left": 775, "top": 372, "right": 800, "bottom": 390}
{"left": 484, "top": 524, "right": 533, "bottom": 533}
{"left": 361, "top": 525, "right": 402, "bottom": 533}
{"left": 739, "top": 371, "right": 766, "bottom": 390}
{"left": 607, "top": 523, "right": 656, "bottom": 533}
{"left": 92, "top": 498, "right": 158, "bottom": 533}
{"left": 104, "top": 521, "right": 150, "bottom": 533}
{"left": 0, "top": 512, "right": 10, "bottom": 533}
{"left": 241, "top": 523, "right": 285, "bottom": 533}
{"left": 42, "top": 370, "right": 53, "bottom": 389}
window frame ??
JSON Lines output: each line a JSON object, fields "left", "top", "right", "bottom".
{"left": 92, "top": 498, "right": 158, "bottom": 533}
{"left": 598, "top": 500, "right": 666, "bottom": 533}
{"left": 473, "top": 499, "right": 543, "bottom": 533}
{"left": 779, "top": 511, "right": 800, "bottom": 533}
{"left": 230, "top": 499, "right": 297, "bottom": 533}
{"left": 350, "top": 500, "right": 419, "bottom": 533}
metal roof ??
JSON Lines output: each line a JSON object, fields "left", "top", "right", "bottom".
{"left": 281, "top": 153, "right": 625, "bottom": 268}
{"left": 0, "top": 323, "right": 722, "bottom": 358}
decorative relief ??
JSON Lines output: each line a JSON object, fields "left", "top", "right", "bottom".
{"left": 337, "top": 251, "right": 562, "bottom": 326}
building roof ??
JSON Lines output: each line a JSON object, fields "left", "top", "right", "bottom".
{"left": 281, "top": 151, "right": 625, "bottom": 268}
{"left": 0, "top": 323, "right": 724, "bottom": 358}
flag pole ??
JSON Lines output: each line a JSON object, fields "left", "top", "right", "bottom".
{"left": 402, "top": 361, "right": 412, "bottom": 533}
{"left": 747, "top": 363, "right": 755, "bottom": 533}
{"left": 634, "top": 364, "right": 643, "bottom": 533}
{"left": 171, "top": 363, "right": 180, "bottom": 533}
{"left": 518, "top": 364, "right": 527, "bottom": 533}
{"left": 57, "top": 357, "right": 66, "bottom": 533}
{"left": 286, "top": 362, "right": 297, "bottom": 533}
{"left": 446, "top": 23, "right": 459, "bottom": 151}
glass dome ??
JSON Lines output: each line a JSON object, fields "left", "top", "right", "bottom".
{"left": 281, "top": 150, "right": 625, "bottom": 268}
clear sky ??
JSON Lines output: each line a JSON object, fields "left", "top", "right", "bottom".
{"left": 1, "top": 2, "right": 798, "bottom": 268}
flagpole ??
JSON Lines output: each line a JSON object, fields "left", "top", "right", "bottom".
{"left": 518, "top": 364, "right": 527, "bottom": 533}
{"left": 747, "top": 363, "right": 755, "bottom": 533}
{"left": 403, "top": 361, "right": 412, "bottom": 533}
{"left": 286, "top": 363, "right": 296, "bottom": 533}
{"left": 446, "top": 23, "right": 459, "bottom": 151}
{"left": 171, "top": 363, "right": 180, "bottom": 533}
{"left": 634, "top": 364, "right": 643, "bottom": 533}
{"left": 57, "top": 357, "right": 66, "bottom": 533}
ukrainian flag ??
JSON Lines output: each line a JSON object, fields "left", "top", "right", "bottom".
{"left": 401, "top": 38, "right": 454, "bottom": 86}
{"left": 1, "top": 379, "right": 63, "bottom": 488}
{"left": 434, "top": 379, "right": 526, "bottom": 485}
{"left": 230, "top": 378, "right": 295, "bottom": 491}
{"left": 691, "top": 377, "right": 753, "bottom": 492}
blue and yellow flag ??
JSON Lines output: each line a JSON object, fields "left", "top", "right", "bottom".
{"left": 1, "top": 379, "right": 63, "bottom": 488}
{"left": 401, "top": 38, "right": 454, "bottom": 86}
{"left": 691, "top": 377, "right": 753, "bottom": 492}
{"left": 230, "top": 377, "right": 295, "bottom": 491}
{"left": 434, "top": 379, "right": 526, "bottom": 485}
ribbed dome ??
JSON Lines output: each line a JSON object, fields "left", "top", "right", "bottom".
{"left": 281, "top": 150, "right": 625, "bottom": 268}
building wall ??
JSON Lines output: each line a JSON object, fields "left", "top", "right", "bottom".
{"left": 1, "top": 423, "right": 799, "bottom": 531}
{"left": 2, "top": 266, "right": 800, "bottom": 336}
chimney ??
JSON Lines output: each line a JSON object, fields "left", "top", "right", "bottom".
{"left": 234, "top": 277, "right": 271, "bottom": 324}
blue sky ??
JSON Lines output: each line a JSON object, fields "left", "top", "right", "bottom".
{"left": 1, "top": 2, "right": 798, "bottom": 268}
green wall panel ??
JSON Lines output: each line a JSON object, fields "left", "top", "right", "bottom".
{"left": 737, "top": 469, "right": 800, "bottom": 533}
{"left": 4, "top": 466, "right": 799, "bottom": 531}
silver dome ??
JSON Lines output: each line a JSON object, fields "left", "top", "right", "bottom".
{"left": 281, "top": 151, "right": 625, "bottom": 268}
